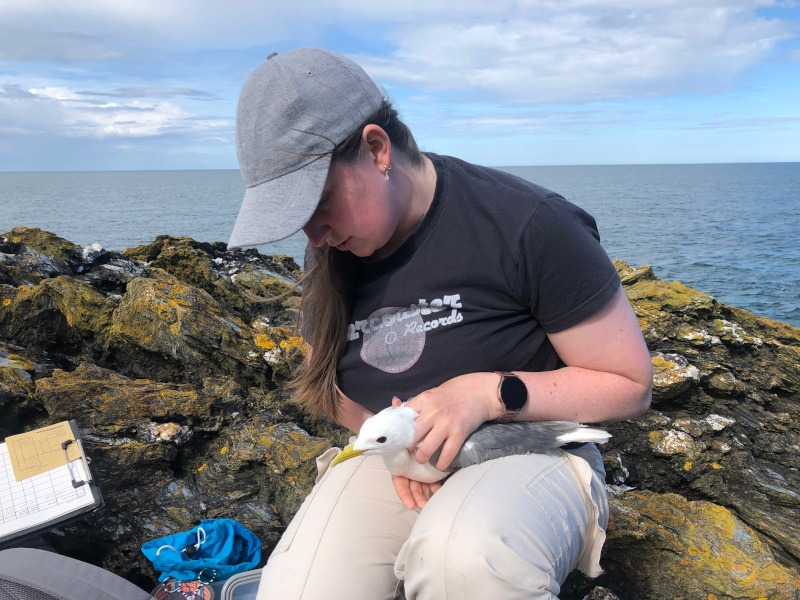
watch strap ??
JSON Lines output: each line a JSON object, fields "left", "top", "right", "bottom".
{"left": 494, "top": 371, "right": 526, "bottom": 423}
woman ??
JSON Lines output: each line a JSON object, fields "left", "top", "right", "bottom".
{"left": 228, "top": 48, "right": 653, "bottom": 600}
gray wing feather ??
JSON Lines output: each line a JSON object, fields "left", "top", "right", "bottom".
{"left": 449, "top": 421, "right": 610, "bottom": 469}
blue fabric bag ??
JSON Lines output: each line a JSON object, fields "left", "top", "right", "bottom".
{"left": 141, "top": 519, "right": 261, "bottom": 582}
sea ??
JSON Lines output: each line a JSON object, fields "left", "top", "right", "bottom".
{"left": 1, "top": 163, "right": 798, "bottom": 328}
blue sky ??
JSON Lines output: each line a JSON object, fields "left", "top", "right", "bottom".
{"left": 1, "top": 0, "right": 798, "bottom": 171}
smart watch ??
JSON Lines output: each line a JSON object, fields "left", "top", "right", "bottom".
{"left": 494, "top": 371, "right": 528, "bottom": 422}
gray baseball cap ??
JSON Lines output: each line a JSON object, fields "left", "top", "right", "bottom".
{"left": 228, "top": 48, "right": 384, "bottom": 249}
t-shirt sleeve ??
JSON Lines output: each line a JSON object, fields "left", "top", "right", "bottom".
{"left": 519, "top": 194, "right": 620, "bottom": 333}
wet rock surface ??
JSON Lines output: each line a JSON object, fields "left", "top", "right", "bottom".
{"left": 2, "top": 228, "right": 798, "bottom": 599}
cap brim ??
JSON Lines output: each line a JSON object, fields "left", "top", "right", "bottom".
{"left": 228, "top": 154, "right": 331, "bottom": 249}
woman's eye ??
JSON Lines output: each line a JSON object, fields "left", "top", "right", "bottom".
{"left": 376, "top": 436, "right": 387, "bottom": 443}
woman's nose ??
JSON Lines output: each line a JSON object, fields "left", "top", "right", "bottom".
{"left": 303, "top": 217, "right": 331, "bottom": 247}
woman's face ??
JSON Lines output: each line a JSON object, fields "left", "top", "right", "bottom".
{"left": 303, "top": 151, "right": 401, "bottom": 259}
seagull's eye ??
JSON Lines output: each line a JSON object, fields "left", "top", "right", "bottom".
{"left": 376, "top": 436, "right": 387, "bottom": 444}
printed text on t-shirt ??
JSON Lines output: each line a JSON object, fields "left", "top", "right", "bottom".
{"left": 347, "top": 294, "right": 464, "bottom": 341}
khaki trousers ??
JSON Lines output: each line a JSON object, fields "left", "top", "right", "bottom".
{"left": 256, "top": 444, "right": 608, "bottom": 600}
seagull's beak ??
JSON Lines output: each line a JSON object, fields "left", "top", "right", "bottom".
{"left": 330, "top": 443, "right": 366, "bottom": 468}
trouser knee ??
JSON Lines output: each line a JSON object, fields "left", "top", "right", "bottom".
{"left": 400, "top": 510, "right": 561, "bottom": 599}
{"left": 397, "top": 458, "right": 574, "bottom": 599}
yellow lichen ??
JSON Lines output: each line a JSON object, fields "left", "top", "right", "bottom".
{"left": 254, "top": 333, "right": 277, "bottom": 350}
{"left": 164, "top": 506, "right": 194, "bottom": 527}
{"left": 651, "top": 355, "right": 673, "bottom": 368}
{"left": 220, "top": 446, "right": 228, "bottom": 455}
{"left": 279, "top": 336, "right": 305, "bottom": 351}
{"left": 684, "top": 461, "right": 693, "bottom": 471}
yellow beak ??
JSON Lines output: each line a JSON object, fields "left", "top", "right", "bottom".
{"left": 330, "top": 443, "right": 366, "bottom": 467}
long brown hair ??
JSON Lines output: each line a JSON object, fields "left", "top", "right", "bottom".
{"left": 289, "top": 100, "right": 423, "bottom": 420}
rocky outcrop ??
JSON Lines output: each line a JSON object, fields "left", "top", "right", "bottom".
{"left": 561, "top": 262, "right": 800, "bottom": 599}
{"left": 2, "top": 227, "right": 799, "bottom": 599}
{"left": 599, "top": 491, "right": 800, "bottom": 598}
{"left": 0, "top": 228, "right": 337, "bottom": 588}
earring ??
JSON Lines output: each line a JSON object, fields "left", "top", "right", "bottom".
{"left": 383, "top": 164, "right": 391, "bottom": 181}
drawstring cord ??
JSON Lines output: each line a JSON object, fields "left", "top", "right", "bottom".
{"left": 155, "top": 526, "right": 207, "bottom": 558}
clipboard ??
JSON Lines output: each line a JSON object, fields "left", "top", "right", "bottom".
{"left": 0, "top": 420, "right": 103, "bottom": 548}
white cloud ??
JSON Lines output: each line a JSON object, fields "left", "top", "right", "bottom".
{"left": 1, "top": 84, "right": 229, "bottom": 139}
{"left": 697, "top": 115, "right": 800, "bottom": 128}
{"left": 0, "top": 0, "right": 796, "bottom": 168}
{"left": 0, "top": 29, "right": 121, "bottom": 62}
{"left": 0, "top": 1, "right": 792, "bottom": 104}
{"left": 358, "top": 3, "right": 792, "bottom": 103}
{"left": 0, "top": 0, "right": 313, "bottom": 54}
{"left": 28, "top": 87, "right": 81, "bottom": 101}
{"left": 90, "top": 87, "right": 217, "bottom": 100}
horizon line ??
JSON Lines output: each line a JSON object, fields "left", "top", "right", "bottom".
{"left": 2, "top": 160, "right": 799, "bottom": 175}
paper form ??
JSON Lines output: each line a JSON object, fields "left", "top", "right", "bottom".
{"left": 0, "top": 421, "right": 102, "bottom": 546}
{"left": 0, "top": 441, "right": 95, "bottom": 541}
{"left": 5, "top": 420, "right": 82, "bottom": 481}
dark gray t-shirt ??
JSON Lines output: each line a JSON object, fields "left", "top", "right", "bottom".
{"left": 327, "top": 154, "right": 619, "bottom": 414}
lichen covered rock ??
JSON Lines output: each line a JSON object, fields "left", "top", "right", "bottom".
{"left": 0, "top": 276, "right": 116, "bottom": 353}
{"left": 651, "top": 351, "right": 700, "bottom": 400}
{"left": 1, "top": 232, "right": 798, "bottom": 598}
{"left": 602, "top": 491, "right": 800, "bottom": 599}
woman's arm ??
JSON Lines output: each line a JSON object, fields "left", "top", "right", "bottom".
{"left": 515, "top": 284, "right": 652, "bottom": 422}
{"left": 303, "top": 344, "right": 374, "bottom": 433}
{"left": 407, "top": 285, "right": 652, "bottom": 471}
{"left": 335, "top": 388, "right": 375, "bottom": 432}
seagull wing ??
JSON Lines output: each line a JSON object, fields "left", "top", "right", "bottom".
{"left": 449, "top": 421, "right": 610, "bottom": 469}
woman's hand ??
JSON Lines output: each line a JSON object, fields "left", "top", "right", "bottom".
{"left": 391, "top": 475, "right": 443, "bottom": 510}
{"left": 403, "top": 372, "right": 500, "bottom": 472}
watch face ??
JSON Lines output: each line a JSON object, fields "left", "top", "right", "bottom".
{"left": 500, "top": 374, "right": 528, "bottom": 411}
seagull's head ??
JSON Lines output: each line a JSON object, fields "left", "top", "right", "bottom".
{"left": 331, "top": 404, "right": 418, "bottom": 467}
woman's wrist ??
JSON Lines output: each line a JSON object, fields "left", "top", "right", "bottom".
{"left": 485, "top": 372, "right": 507, "bottom": 421}
{"left": 450, "top": 372, "right": 506, "bottom": 422}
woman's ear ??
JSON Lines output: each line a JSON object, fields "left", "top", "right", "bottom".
{"left": 361, "top": 124, "right": 391, "bottom": 171}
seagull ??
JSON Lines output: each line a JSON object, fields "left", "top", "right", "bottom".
{"left": 330, "top": 404, "right": 611, "bottom": 483}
